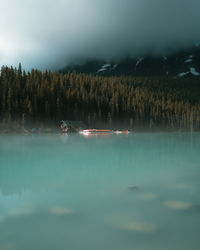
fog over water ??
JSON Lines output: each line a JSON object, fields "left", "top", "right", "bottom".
{"left": 1, "top": 0, "right": 200, "bottom": 70}
{"left": 0, "top": 133, "right": 200, "bottom": 250}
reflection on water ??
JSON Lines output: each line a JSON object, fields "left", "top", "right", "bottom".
{"left": 0, "top": 133, "right": 200, "bottom": 250}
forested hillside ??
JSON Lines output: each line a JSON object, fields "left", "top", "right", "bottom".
{"left": 0, "top": 64, "right": 200, "bottom": 130}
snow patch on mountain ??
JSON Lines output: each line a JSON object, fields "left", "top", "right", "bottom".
{"left": 135, "top": 57, "right": 143, "bottom": 67}
{"left": 97, "top": 63, "right": 111, "bottom": 73}
{"left": 184, "top": 58, "right": 193, "bottom": 63}
{"left": 190, "top": 67, "right": 200, "bottom": 76}
{"left": 184, "top": 55, "right": 193, "bottom": 63}
{"left": 178, "top": 72, "right": 190, "bottom": 77}
{"left": 178, "top": 67, "right": 200, "bottom": 77}
{"left": 97, "top": 63, "right": 119, "bottom": 73}
{"left": 113, "top": 64, "right": 118, "bottom": 69}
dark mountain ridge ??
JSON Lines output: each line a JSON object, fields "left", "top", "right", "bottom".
{"left": 60, "top": 45, "right": 200, "bottom": 78}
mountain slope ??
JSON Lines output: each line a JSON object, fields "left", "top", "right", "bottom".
{"left": 60, "top": 45, "right": 200, "bottom": 77}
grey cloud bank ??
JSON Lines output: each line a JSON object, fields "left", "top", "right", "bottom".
{"left": 0, "top": 0, "right": 200, "bottom": 70}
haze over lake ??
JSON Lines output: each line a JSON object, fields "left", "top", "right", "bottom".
{"left": 0, "top": 133, "right": 200, "bottom": 250}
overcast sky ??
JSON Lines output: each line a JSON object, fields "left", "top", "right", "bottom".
{"left": 0, "top": 0, "right": 200, "bottom": 70}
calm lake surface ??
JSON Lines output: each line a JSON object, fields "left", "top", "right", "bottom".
{"left": 0, "top": 133, "right": 200, "bottom": 250}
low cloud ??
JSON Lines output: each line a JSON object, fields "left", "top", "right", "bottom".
{"left": 1, "top": 0, "right": 200, "bottom": 70}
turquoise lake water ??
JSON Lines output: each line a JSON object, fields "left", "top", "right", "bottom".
{"left": 0, "top": 133, "right": 200, "bottom": 250}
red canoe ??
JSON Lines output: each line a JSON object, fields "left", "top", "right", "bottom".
{"left": 80, "top": 129, "right": 129, "bottom": 135}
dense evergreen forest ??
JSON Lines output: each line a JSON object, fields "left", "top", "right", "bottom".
{"left": 0, "top": 64, "right": 200, "bottom": 130}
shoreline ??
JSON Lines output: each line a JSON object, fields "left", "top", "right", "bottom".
{"left": 0, "top": 119, "right": 198, "bottom": 134}
{"left": 0, "top": 126, "right": 198, "bottom": 135}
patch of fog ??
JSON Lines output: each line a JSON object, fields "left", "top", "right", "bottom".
{"left": 163, "top": 56, "right": 167, "bottom": 61}
{"left": 50, "top": 207, "right": 74, "bottom": 215}
{"left": 0, "top": 216, "right": 4, "bottom": 223}
{"left": 168, "top": 183, "right": 190, "bottom": 190}
{"left": 0, "top": 244, "right": 16, "bottom": 250}
{"left": 0, "top": 204, "right": 34, "bottom": 223}
{"left": 120, "top": 222, "right": 157, "bottom": 233}
{"left": 127, "top": 185, "right": 139, "bottom": 191}
{"left": 139, "top": 193, "right": 159, "bottom": 201}
{"left": 9, "top": 208, "right": 34, "bottom": 217}
{"left": 163, "top": 200, "right": 193, "bottom": 210}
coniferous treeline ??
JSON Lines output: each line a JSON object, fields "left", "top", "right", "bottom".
{"left": 0, "top": 64, "right": 200, "bottom": 130}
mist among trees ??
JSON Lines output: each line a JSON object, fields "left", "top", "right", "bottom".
{"left": 0, "top": 64, "right": 200, "bottom": 130}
